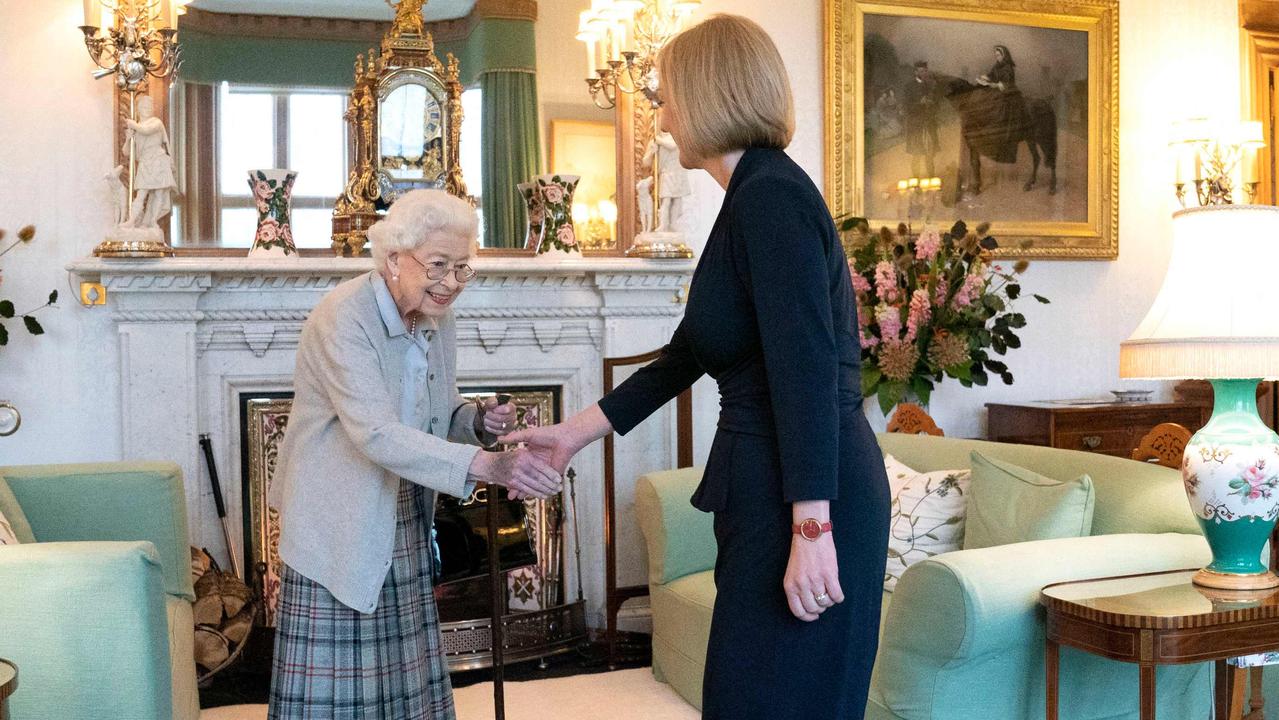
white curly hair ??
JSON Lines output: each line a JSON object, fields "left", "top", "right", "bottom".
{"left": 367, "top": 189, "right": 479, "bottom": 270}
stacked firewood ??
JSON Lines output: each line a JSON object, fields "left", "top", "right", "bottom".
{"left": 190, "top": 548, "right": 256, "bottom": 680}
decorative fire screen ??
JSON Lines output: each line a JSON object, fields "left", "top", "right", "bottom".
{"left": 240, "top": 386, "right": 585, "bottom": 668}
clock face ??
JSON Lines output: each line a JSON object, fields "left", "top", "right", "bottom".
{"left": 424, "top": 98, "right": 442, "bottom": 140}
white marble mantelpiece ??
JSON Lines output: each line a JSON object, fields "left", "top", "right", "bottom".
{"left": 68, "top": 254, "right": 695, "bottom": 626}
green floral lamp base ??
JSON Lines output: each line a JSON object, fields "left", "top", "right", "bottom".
{"left": 1184, "top": 379, "right": 1279, "bottom": 590}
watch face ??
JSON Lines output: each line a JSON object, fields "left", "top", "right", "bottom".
{"left": 800, "top": 518, "right": 822, "bottom": 541}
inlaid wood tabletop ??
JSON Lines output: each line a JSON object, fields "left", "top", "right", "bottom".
{"left": 0, "top": 659, "right": 17, "bottom": 720}
{"left": 1040, "top": 569, "right": 1279, "bottom": 720}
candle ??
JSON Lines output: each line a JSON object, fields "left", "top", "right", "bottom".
{"left": 82, "top": 0, "right": 100, "bottom": 27}
{"left": 162, "top": 0, "right": 179, "bottom": 30}
{"left": 585, "top": 38, "right": 596, "bottom": 76}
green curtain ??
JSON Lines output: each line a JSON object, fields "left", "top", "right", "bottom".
{"left": 179, "top": 18, "right": 537, "bottom": 89}
{"left": 481, "top": 70, "right": 542, "bottom": 249}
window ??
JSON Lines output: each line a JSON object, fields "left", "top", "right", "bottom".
{"left": 217, "top": 84, "right": 348, "bottom": 249}
{"left": 177, "top": 82, "right": 485, "bottom": 250}
{"left": 459, "top": 85, "right": 484, "bottom": 241}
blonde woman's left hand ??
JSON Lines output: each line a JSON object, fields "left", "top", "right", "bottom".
{"left": 482, "top": 398, "right": 518, "bottom": 437}
{"left": 783, "top": 533, "right": 844, "bottom": 622}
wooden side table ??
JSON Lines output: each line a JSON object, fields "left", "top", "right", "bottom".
{"left": 0, "top": 659, "right": 16, "bottom": 720}
{"left": 1041, "top": 570, "right": 1279, "bottom": 720}
{"left": 986, "top": 400, "right": 1209, "bottom": 457}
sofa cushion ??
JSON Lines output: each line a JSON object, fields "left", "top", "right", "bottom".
{"left": 0, "top": 474, "right": 35, "bottom": 544}
{"left": 650, "top": 570, "right": 715, "bottom": 710}
{"left": 167, "top": 596, "right": 199, "bottom": 720}
{"left": 963, "top": 451, "right": 1095, "bottom": 550}
{"left": 884, "top": 455, "right": 970, "bottom": 592}
{"left": 875, "top": 433, "right": 1199, "bottom": 537}
{"left": 635, "top": 467, "right": 715, "bottom": 585}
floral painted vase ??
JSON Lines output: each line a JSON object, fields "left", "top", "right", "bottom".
{"left": 247, "top": 169, "right": 297, "bottom": 257}
{"left": 1182, "top": 379, "right": 1279, "bottom": 589}
{"left": 517, "top": 181, "right": 545, "bottom": 251}
{"left": 533, "top": 174, "right": 580, "bottom": 255}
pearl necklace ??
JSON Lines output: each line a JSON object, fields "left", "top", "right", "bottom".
{"left": 408, "top": 315, "right": 417, "bottom": 335}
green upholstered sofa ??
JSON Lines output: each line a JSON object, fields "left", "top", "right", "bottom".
{"left": 635, "top": 433, "right": 1213, "bottom": 720}
{"left": 0, "top": 462, "right": 199, "bottom": 720}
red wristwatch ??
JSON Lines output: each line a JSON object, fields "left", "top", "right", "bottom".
{"left": 792, "top": 518, "right": 833, "bottom": 542}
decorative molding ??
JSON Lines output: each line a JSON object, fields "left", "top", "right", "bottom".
{"left": 198, "top": 323, "right": 304, "bottom": 357}
{"left": 598, "top": 306, "right": 684, "bottom": 318}
{"left": 458, "top": 307, "right": 597, "bottom": 319}
{"left": 115, "top": 309, "right": 313, "bottom": 324}
{"left": 456, "top": 321, "right": 601, "bottom": 353}
{"left": 104, "top": 273, "right": 211, "bottom": 292}
{"left": 593, "top": 272, "right": 689, "bottom": 290}
{"left": 213, "top": 275, "right": 348, "bottom": 291}
{"left": 114, "top": 310, "right": 205, "bottom": 323}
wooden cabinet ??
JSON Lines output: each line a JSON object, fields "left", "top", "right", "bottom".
{"left": 985, "top": 401, "right": 1211, "bottom": 458}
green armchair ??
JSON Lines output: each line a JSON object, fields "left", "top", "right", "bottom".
{"left": 0, "top": 462, "right": 199, "bottom": 720}
{"left": 635, "top": 434, "right": 1214, "bottom": 720}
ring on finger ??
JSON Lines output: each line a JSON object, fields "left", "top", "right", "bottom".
{"left": 814, "top": 592, "right": 829, "bottom": 603}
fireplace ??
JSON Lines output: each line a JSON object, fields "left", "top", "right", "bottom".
{"left": 238, "top": 386, "right": 588, "bottom": 669}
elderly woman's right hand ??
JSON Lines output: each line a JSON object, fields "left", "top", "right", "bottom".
{"left": 466, "top": 448, "right": 562, "bottom": 499}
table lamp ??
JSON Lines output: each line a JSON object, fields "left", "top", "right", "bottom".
{"left": 1120, "top": 204, "right": 1279, "bottom": 589}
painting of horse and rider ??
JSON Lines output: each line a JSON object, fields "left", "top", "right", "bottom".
{"left": 862, "top": 13, "right": 1089, "bottom": 225}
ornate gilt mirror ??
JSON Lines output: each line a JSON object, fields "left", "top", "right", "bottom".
{"left": 332, "top": 4, "right": 467, "bottom": 256}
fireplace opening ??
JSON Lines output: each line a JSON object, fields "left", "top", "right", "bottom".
{"left": 238, "top": 386, "right": 586, "bottom": 669}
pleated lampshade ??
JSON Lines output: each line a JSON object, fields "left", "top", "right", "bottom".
{"left": 1120, "top": 204, "right": 1279, "bottom": 380}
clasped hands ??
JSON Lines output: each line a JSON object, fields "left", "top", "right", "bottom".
{"left": 497, "top": 421, "right": 584, "bottom": 501}
{"left": 466, "top": 398, "right": 560, "bottom": 500}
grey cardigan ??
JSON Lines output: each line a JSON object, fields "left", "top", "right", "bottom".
{"left": 271, "top": 272, "right": 483, "bottom": 613}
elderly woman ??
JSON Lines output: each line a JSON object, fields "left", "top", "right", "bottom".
{"left": 504, "top": 15, "right": 889, "bottom": 719}
{"left": 268, "top": 189, "right": 561, "bottom": 719}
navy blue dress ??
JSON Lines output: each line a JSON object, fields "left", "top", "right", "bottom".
{"left": 599, "top": 147, "right": 890, "bottom": 719}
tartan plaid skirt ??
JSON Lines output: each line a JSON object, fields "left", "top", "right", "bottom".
{"left": 268, "top": 481, "right": 456, "bottom": 720}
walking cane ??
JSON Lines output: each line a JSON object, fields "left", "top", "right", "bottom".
{"left": 487, "top": 394, "right": 512, "bottom": 720}
{"left": 199, "top": 433, "right": 242, "bottom": 580}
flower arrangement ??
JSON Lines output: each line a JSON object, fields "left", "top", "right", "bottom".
{"left": 0, "top": 225, "right": 58, "bottom": 346}
{"left": 840, "top": 218, "right": 1049, "bottom": 415}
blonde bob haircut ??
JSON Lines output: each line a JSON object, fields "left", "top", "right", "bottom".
{"left": 656, "top": 14, "right": 795, "bottom": 161}
{"left": 367, "top": 188, "right": 478, "bottom": 269}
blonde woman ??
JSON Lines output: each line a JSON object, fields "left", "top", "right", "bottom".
{"left": 268, "top": 189, "right": 561, "bottom": 719}
{"left": 505, "top": 15, "right": 889, "bottom": 719}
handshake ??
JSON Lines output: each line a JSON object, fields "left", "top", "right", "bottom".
{"left": 466, "top": 398, "right": 585, "bottom": 501}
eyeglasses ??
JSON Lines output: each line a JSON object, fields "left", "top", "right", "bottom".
{"left": 402, "top": 252, "right": 477, "bottom": 283}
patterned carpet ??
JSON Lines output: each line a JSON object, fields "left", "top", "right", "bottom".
{"left": 199, "top": 668, "right": 700, "bottom": 720}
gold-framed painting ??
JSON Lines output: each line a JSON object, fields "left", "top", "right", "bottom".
{"left": 825, "top": 0, "right": 1118, "bottom": 258}
{"left": 549, "top": 119, "right": 618, "bottom": 250}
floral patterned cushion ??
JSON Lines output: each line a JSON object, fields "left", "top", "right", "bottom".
{"left": 883, "top": 454, "right": 971, "bottom": 592}
{"left": 0, "top": 474, "right": 32, "bottom": 545}
{"left": 0, "top": 510, "right": 17, "bottom": 545}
